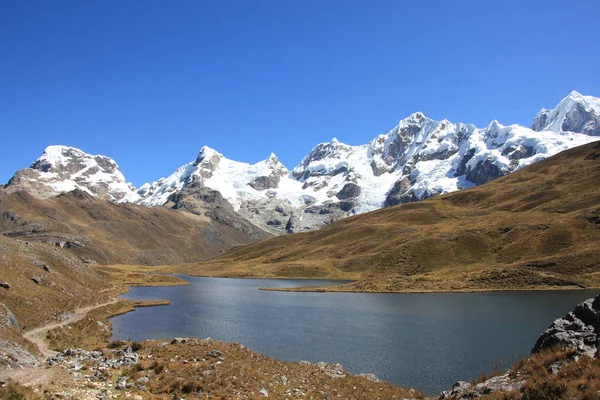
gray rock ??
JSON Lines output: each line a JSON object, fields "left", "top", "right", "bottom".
{"left": 0, "top": 340, "right": 38, "bottom": 368}
{"left": 248, "top": 175, "right": 280, "bottom": 191}
{"left": 358, "top": 373, "right": 381, "bottom": 383}
{"left": 440, "top": 380, "right": 472, "bottom": 399}
{"left": 336, "top": 183, "right": 361, "bottom": 200}
{"left": 440, "top": 374, "right": 524, "bottom": 399}
{"left": 466, "top": 157, "right": 505, "bottom": 185}
{"left": 384, "top": 176, "right": 412, "bottom": 207}
{"left": 0, "top": 304, "right": 19, "bottom": 330}
{"left": 207, "top": 349, "right": 222, "bottom": 358}
{"left": 532, "top": 293, "right": 600, "bottom": 357}
{"left": 31, "top": 276, "right": 42, "bottom": 284}
{"left": 116, "top": 376, "right": 128, "bottom": 390}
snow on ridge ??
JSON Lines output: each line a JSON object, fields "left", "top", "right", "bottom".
{"left": 9, "top": 145, "right": 138, "bottom": 202}
{"left": 8, "top": 91, "right": 599, "bottom": 232}
{"left": 532, "top": 91, "right": 600, "bottom": 134}
{"left": 136, "top": 92, "right": 600, "bottom": 224}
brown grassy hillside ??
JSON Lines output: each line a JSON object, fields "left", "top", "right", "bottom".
{"left": 0, "top": 235, "right": 112, "bottom": 333}
{"left": 172, "top": 141, "right": 600, "bottom": 292}
{"left": 0, "top": 190, "right": 270, "bottom": 266}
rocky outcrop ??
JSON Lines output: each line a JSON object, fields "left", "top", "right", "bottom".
{"left": 440, "top": 293, "right": 600, "bottom": 399}
{"left": 532, "top": 293, "right": 600, "bottom": 357}
{"left": 384, "top": 176, "right": 414, "bottom": 207}
{"left": 336, "top": 183, "right": 361, "bottom": 200}
{"left": 0, "top": 304, "right": 18, "bottom": 330}
{"left": 0, "top": 340, "right": 38, "bottom": 368}
{"left": 465, "top": 158, "right": 506, "bottom": 186}
{"left": 168, "top": 182, "right": 270, "bottom": 242}
{"left": 439, "top": 374, "right": 526, "bottom": 399}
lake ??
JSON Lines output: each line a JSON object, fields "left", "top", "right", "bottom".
{"left": 111, "top": 275, "right": 598, "bottom": 395}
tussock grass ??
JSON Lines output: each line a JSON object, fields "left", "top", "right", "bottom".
{"left": 0, "top": 380, "right": 44, "bottom": 400}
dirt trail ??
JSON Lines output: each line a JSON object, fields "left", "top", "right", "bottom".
{"left": 23, "top": 298, "right": 120, "bottom": 360}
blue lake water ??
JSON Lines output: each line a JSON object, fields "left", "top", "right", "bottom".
{"left": 111, "top": 275, "right": 598, "bottom": 395}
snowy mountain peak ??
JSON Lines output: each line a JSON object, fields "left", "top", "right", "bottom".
{"left": 532, "top": 91, "right": 600, "bottom": 135}
{"left": 195, "top": 146, "right": 223, "bottom": 163}
{"left": 406, "top": 111, "right": 427, "bottom": 121}
{"left": 264, "top": 152, "right": 280, "bottom": 164}
{"left": 6, "top": 145, "right": 137, "bottom": 202}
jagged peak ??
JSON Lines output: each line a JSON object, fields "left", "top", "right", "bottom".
{"left": 402, "top": 111, "right": 428, "bottom": 122}
{"left": 36, "top": 145, "right": 86, "bottom": 164}
{"left": 259, "top": 152, "right": 287, "bottom": 169}
{"left": 195, "top": 145, "right": 224, "bottom": 163}
{"left": 486, "top": 119, "right": 503, "bottom": 130}
{"left": 532, "top": 91, "right": 600, "bottom": 133}
{"left": 555, "top": 90, "right": 600, "bottom": 109}
{"left": 31, "top": 145, "right": 120, "bottom": 172}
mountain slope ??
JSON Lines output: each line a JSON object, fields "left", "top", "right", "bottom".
{"left": 173, "top": 141, "right": 600, "bottom": 292}
{"left": 0, "top": 189, "right": 270, "bottom": 266}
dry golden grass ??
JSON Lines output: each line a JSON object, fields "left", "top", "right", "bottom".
{"left": 0, "top": 235, "right": 113, "bottom": 331}
{"left": 115, "top": 340, "right": 425, "bottom": 400}
{"left": 92, "top": 264, "right": 190, "bottom": 286}
{"left": 0, "top": 189, "right": 270, "bottom": 266}
{"left": 44, "top": 299, "right": 170, "bottom": 352}
{"left": 174, "top": 141, "right": 600, "bottom": 293}
{"left": 481, "top": 348, "right": 600, "bottom": 400}
{"left": 0, "top": 379, "right": 45, "bottom": 400}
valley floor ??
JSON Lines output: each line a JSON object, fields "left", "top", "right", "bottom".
{"left": 97, "top": 263, "right": 600, "bottom": 294}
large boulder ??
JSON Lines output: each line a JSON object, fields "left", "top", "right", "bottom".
{"left": 532, "top": 293, "right": 600, "bottom": 357}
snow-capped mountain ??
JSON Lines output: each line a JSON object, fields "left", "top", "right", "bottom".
{"left": 4, "top": 145, "right": 137, "bottom": 202}
{"left": 5, "top": 91, "right": 600, "bottom": 235}
{"left": 133, "top": 91, "right": 599, "bottom": 233}
{"left": 531, "top": 90, "right": 600, "bottom": 135}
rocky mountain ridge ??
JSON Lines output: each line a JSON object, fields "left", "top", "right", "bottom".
{"left": 5, "top": 91, "right": 600, "bottom": 234}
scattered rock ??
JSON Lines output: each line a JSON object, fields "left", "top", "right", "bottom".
{"left": 358, "top": 373, "right": 381, "bottom": 382}
{"left": 547, "top": 361, "right": 563, "bottom": 375}
{"left": 31, "top": 276, "right": 41, "bottom": 284}
{"left": 440, "top": 374, "right": 524, "bottom": 399}
{"left": 440, "top": 380, "right": 472, "bottom": 399}
{"left": 0, "top": 282, "right": 10, "bottom": 290}
{"left": 207, "top": 349, "right": 222, "bottom": 358}
{"left": 259, "top": 387, "right": 269, "bottom": 396}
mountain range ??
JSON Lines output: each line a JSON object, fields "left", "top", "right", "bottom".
{"left": 174, "top": 140, "right": 600, "bottom": 292}
{"left": 4, "top": 91, "right": 600, "bottom": 236}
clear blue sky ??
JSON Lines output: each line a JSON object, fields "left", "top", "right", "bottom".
{"left": 2, "top": 0, "right": 599, "bottom": 187}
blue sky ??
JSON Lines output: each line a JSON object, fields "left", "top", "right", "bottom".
{"left": 2, "top": 0, "right": 599, "bottom": 187}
